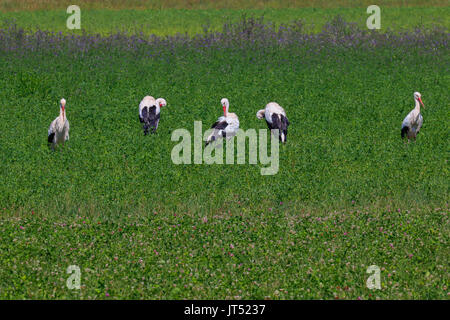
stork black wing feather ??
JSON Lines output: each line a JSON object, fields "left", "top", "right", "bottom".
{"left": 48, "top": 132, "right": 55, "bottom": 144}
{"left": 149, "top": 109, "right": 161, "bottom": 134}
{"left": 148, "top": 106, "right": 158, "bottom": 121}
{"left": 271, "top": 114, "right": 282, "bottom": 130}
{"left": 141, "top": 107, "right": 150, "bottom": 135}
{"left": 211, "top": 121, "right": 228, "bottom": 130}
{"left": 280, "top": 114, "right": 289, "bottom": 141}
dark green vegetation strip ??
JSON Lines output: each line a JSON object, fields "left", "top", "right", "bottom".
{"left": 0, "top": 19, "right": 448, "bottom": 298}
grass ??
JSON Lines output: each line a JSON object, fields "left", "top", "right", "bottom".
{"left": 1, "top": 204, "right": 448, "bottom": 299}
{"left": 0, "top": 14, "right": 448, "bottom": 299}
{"left": 1, "top": 7, "right": 449, "bottom": 36}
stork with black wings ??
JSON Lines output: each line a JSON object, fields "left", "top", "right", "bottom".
{"left": 257, "top": 102, "right": 289, "bottom": 143}
{"left": 139, "top": 96, "right": 167, "bottom": 135}
{"left": 205, "top": 98, "right": 240, "bottom": 146}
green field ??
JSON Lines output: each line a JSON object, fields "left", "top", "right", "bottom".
{"left": 1, "top": 7, "right": 449, "bottom": 35}
{"left": 0, "top": 3, "right": 449, "bottom": 299}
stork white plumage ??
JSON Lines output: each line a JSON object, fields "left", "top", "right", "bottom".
{"left": 139, "top": 96, "right": 167, "bottom": 135}
{"left": 48, "top": 98, "right": 70, "bottom": 150}
{"left": 205, "top": 98, "right": 239, "bottom": 146}
{"left": 401, "top": 92, "right": 425, "bottom": 141}
{"left": 257, "top": 102, "right": 289, "bottom": 143}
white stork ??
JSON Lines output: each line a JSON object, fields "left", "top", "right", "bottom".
{"left": 139, "top": 96, "right": 167, "bottom": 135}
{"left": 401, "top": 92, "right": 425, "bottom": 141}
{"left": 256, "top": 102, "right": 289, "bottom": 143}
{"left": 205, "top": 98, "right": 239, "bottom": 146}
{"left": 48, "top": 98, "right": 70, "bottom": 150}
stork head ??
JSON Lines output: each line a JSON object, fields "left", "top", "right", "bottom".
{"left": 256, "top": 109, "right": 265, "bottom": 119}
{"left": 156, "top": 98, "right": 167, "bottom": 108}
{"left": 414, "top": 92, "right": 424, "bottom": 108}
{"left": 221, "top": 98, "right": 229, "bottom": 116}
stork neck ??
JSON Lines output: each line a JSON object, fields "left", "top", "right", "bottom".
{"left": 414, "top": 99, "right": 421, "bottom": 112}
{"left": 59, "top": 109, "right": 65, "bottom": 121}
{"left": 223, "top": 104, "right": 229, "bottom": 117}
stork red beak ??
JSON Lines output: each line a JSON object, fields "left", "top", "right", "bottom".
{"left": 418, "top": 97, "right": 424, "bottom": 108}
{"left": 222, "top": 105, "right": 226, "bottom": 116}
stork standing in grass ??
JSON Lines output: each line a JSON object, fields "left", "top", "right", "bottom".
{"left": 401, "top": 92, "right": 425, "bottom": 142}
{"left": 256, "top": 102, "right": 289, "bottom": 143}
{"left": 48, "top": 98, "right": 70, "bottom": 150}
{"left": 139, "top": 96, "right": 167, "bottom": 135}
{"left": 205, "top": 98, "right": 239, "bottom": 146}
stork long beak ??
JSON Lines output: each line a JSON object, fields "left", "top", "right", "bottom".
{"left": 418, "top": 97, "right": 424, "bottom": 108}
{"left": 222, "top": 105, "right": 227, "bottom": 117}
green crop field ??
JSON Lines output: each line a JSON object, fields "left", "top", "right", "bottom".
{"left": 0, "top": 1, "right": 448, "bottom": 300}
